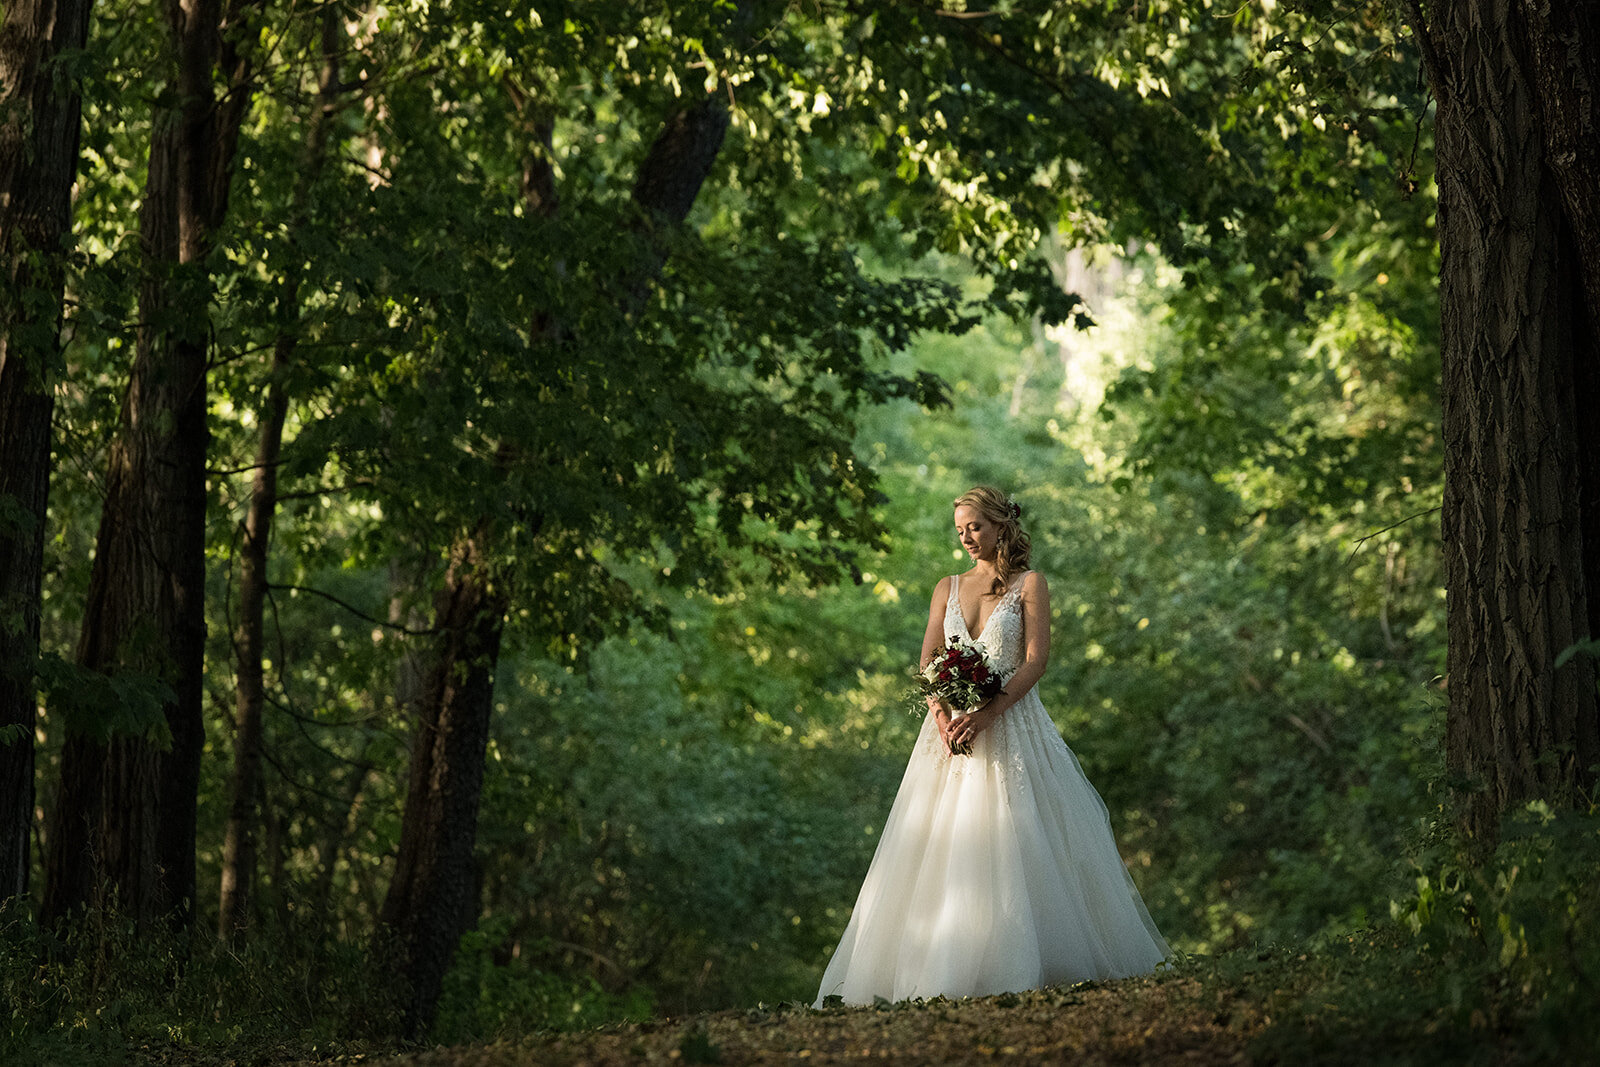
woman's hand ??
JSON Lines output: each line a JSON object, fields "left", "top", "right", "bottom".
{"left": 947, "top": 705, "right": 999, "bottom": 753}
{"left": 929, "top": 697, "right": 956, "bottom": 747}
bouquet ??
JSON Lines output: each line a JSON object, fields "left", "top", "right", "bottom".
{"left": 913, "top": 641, "right": 1005, "bottom": 755}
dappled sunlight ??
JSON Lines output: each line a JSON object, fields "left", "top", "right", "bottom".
{"left": 8, "top": 0, "right": 1596, "bottom": 1062}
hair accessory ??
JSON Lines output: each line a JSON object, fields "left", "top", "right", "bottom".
{"left": 1010, "top": 501, "right": 1022, "bottom": 519}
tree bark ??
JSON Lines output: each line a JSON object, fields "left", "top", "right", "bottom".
{"left": 1524, "top": 5, "right": 1600, "bottom": 339}
{"left": 1421, "top": 1, "right": 1600, "bottom": 842}
{"left": 220, "top": 5, "right": 347, "bottom": 940}
{"left": 380, "top": 533, "right": 508, "bottom": 1034}
{"left": 378, "top": 92, "right": 728, "bottom": 1036}
{"left": 43, "top": 0, "right": 258, "bottom": 929}
{"left": 0, "top": 0, "right": 93, "bottom": 905}
{"left": 1524, "top": 3, "right": 1600, "bottom": 649}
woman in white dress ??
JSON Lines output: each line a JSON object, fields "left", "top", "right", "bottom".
{"left": 815, "top": 486, "right": 1169, "bottom": 1006}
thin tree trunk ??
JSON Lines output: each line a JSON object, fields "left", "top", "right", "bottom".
{"left": 309, "top": 753, "right": 374, "bottom": 925}
{"left": 261, "top": 795, "right": 288, "bottom": 927}
{"left": 1418, "top": 1, "right": 1600, "bottom": 842}
{"left": 379, "top": 531, "right": 510, "bottom": 1034}
{"left": 43, "top": 0, "right": 259, "bottom": 928}
{"left": 379, "top": 93, "right": 728, "bottom": 1036}
{"left": 0, "top": 0, "right": 94, "bottom": 905}
{"left": 220, "top": 6, "right": 347, "bottom": 940}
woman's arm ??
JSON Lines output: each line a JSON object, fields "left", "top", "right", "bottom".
{"left": 921, "top": 576, "right": 957, "bottom": 744}
{"left": 921, "top": 575, "right": 953, "bottom": 668}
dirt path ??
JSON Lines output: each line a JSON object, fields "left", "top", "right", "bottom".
{"left": 313, "top": 975, "right": 1261, "bottom": 1066}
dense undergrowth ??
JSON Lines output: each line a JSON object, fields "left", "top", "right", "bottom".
{"left": 6, "top": 804, "right": 1594, "bottom": 1065}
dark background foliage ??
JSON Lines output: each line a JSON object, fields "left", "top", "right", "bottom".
{"left": 3, "top": 0, "right": 1596, "bottom": 1062}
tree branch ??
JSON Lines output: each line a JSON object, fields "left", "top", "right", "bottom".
{"left": 1345, "top": 505, "right": 1442, "bottom": 564}
{"left": 631, "top": 95, "right": 730, "bottom": 227}
{"left": 273, "top": 481, "right": 378, "bottom": 503}
{"left": 1401, "top": 0, "right": 1447, "bottom": 97}
{"left": 885, "top": 0, "right": 1081, "bottom": 102}
{"left": 267, "top": 582, "right": 437, "bottom": 635}
{"left": 256, "top": 732, "right": 361, "bottom": 804}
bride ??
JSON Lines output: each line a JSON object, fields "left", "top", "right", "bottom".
{"left": 815, "top": 486, "right": 1169, "bottom": 1005}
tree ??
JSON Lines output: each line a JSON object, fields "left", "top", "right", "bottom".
{"left": 366, "top": 3, "right": 930, "bottom": 1027}
{"left": 43, "top": 0, "right": 259, "bottom": 928}
{"left": 0, "top": 0, "right": 95, "bottom": 904}
{"left": 1404, "top": 2, "right": 1600, "bottom": 841}
{"left": 219, "top": 2, "right": 354, "bottom": 940}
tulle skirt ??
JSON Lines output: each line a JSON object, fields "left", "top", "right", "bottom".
{"left": 815, "top": 690, "right": 1169, "bottom": 1006}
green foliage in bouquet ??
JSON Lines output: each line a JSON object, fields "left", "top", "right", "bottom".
{"left": 912, "top": 641, "right": 1007, "bottom": 754}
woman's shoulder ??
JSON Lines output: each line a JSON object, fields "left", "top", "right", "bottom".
{"left": 1016, "top": 569, "right": 1049, "bottom": 595}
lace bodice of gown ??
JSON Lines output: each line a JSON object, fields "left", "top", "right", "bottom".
{"left": 945, "top": 572, "right": 1027, "bottom": 681}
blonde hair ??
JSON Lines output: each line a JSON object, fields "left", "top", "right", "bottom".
{"left": 953, "top": 485, "right": 1031, "bottom": 596}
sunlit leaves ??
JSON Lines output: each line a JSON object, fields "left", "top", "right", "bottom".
{"left": 27, "top": 0, "right": 1453, "bottom": 1027}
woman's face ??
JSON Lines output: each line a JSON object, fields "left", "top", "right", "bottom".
{"left": 954, "top": 504, "right": 999, "bottom": 563}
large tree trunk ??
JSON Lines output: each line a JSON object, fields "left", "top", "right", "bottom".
{"left": 42, "top": 0, "right": 257, "bottom": 928}
{"left": 0, "top": 0, "right": 94, "bottom": 905}
{"left": 220, "top": 6, "right": 347, "bottom": 940}
{"left": 1418, "top": 1, "right": 1600, "bottom": 842}
{"left": 378, "top": 93, "right": 728, "bottom": 1035}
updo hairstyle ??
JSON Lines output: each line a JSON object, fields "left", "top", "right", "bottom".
{"left": 953, "top": 485, "right": 1031, "bottom": 596}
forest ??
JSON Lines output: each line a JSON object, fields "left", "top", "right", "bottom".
{"left": 2, "top": 0, "right": 1597, "bottom": 1062}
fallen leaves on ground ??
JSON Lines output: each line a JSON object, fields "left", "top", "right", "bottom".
{"left": 286, "top": 974, "right": 1261, "bottom": 1066}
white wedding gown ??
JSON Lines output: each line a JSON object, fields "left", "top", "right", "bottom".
{"left": 814, "top": 573, "right": 1169, "bottom": 1006}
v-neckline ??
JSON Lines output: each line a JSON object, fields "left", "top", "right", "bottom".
{"left": 954, "top": 572, "right": 1024, "bottom": 642}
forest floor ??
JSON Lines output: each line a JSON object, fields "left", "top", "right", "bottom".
{"left": 371, "top": 975, "right": 1250, "bottom": 1066}
{"left": 250, "top": 932, "right": 1549, "bottom": 1067}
